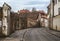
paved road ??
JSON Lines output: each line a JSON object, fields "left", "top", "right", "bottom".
{"left": 0, "top": 28, "right": 60, "bottom": 41}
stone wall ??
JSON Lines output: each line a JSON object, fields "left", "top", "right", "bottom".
{"left": 27, "top": 18, "right": 37, "bottom": 28}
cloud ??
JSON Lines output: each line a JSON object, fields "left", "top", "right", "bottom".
{"left": 25, "top": 1, "right": 43, "bottom": 5}
{"left": 0, "top": 0, "right": 50, "bottom": 12}
{"left": 24, "top": 1, "right": 49, "bottom": 5}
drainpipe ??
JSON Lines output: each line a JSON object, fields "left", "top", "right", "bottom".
{"left": 56, "top": 25, "right": 57, "bottom": 31}
{"left": 53, "top": 0, "right": 54, "bottom": 29}
{"left": 51, "top": 0, "right": 54, "bottom": 29}
{"left": 53, "top": 0, "right": 54, "bottom": 17}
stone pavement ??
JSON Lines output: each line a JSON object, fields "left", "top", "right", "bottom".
{"left": 0, "top": 28, "right": 60, "bottom": 41}
{"left": 42, "top": 27, "right": 60, "bottom": 38}
{"left": 0, "top": 38, "right": 20, "bottom": 41}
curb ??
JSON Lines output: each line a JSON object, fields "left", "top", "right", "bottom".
{"left": 47, "top": 29, "right": 60, "bottom": 38}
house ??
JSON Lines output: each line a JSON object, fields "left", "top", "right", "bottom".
{"left": 27, "top": 10, "right": 47, "bottom": 28}
{"left": 48, "top": 0, "right": 60, "bottom": 31}
{"left": 42, "top": 14, "right": 49, "bottom": 27}
{"left": 27, "top": 18, "right": 38, "bottom": 28}
{"left": 0, "top": 3, "right": 17, "bottom": 36}
{"left": 18, "top": 9, "right": 29, "bottom": 29}
{"left": 14, "top": 12, "right": 19, "bottom": 30}
{"left": 27, "top": 11, "right": 40, "bottom": 28}
{"left": 19, "top": 9, "right": 40, "bottom": 28}
{"left": 47, "top": 4, "right": 51, "bottom": 28}
{"left": 37, "top": 11, "right": 47, "bottom": 27}
{"left": 10, "top": 12, "right": 19, "bottom": 32}
{"left": 19, "top": 9, "right": 30, "bottom": 14}
{"left": 2, "top": 3, "right": 11, "bottom": 36}
{"left": 0, "top": 7, "right": 3, "bottom": 36}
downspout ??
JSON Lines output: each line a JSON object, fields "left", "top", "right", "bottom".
{"left": 52, "top": 0, "right": 54, "bottom": 29}
{"left": 50, "top": 0, "right": 54, "bottom": 29}
{"left": 53, "top": 0, "right": 54, "bottom": 29}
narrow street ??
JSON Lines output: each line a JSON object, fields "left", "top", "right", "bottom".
{"left": 0, "top": 28, "right": 60, "bottom": 41}
{"left": 0, "top": 0, "right": 60, "bottom": 41}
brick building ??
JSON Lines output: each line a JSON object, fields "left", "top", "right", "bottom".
{"left": 27, "top": 11, "right": 39, "bottom": 28}
{"left": 18, "top": 9, "right": 29, "bottom": 29}
{"left": 10, "top": 12, "right": 19, "bottom": 32}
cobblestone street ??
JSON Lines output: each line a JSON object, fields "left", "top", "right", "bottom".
{"left": 0, "top": 28, "right": 60, "bottom": 41}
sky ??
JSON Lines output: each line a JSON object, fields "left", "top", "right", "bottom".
{"left": 0, "top": 0, "right": 50, "bottom": 13}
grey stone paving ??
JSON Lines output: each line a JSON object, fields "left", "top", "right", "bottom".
{"left": 0, "top": 28, "right": 60, "bottom": 41}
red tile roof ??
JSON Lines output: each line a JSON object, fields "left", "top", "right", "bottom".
{"left": 19, "top": 9, "right": 30, "bottom": 14}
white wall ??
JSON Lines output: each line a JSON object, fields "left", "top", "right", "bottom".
{"left": 53, "top": 15, "right": 60, "bottom": 31}
{"left": 53, "top": 0, "right": 60, "bottom": 31}
{"left": 50, "top": 0, "right": 54, "bottom": 17}
{"left": 45, "top": 19, "right": 48, "bottom": 27}
{"left": 54, "top": 0, "right": 60, "bottom": 16}
{"left": 2, "top": 9, "right": 8, "bottom": 35}
{"left": 0, "top": 21, "right": 2, "bottom": 27}
{"left": 2, "top": 3, "right": 11, "bottom": 36}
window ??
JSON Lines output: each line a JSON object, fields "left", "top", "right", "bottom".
{"left": 58, "top": 8, "right": 60, "bottom": 15}
{"left": 5, "top": 16, "right": 7, "bottom": 18}
{"left": 54, "top": 0, "right": 57, "bottom": 5}
{"left": 58, "top": 0, "right": 60, "bottom": 2}
{"left": 3, "top": 26, "right": 6, "bottom": 30}
{"left": 0, "top": 21, "right": 2, "bottom": 27}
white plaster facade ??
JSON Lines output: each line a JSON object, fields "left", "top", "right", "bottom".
{"left": 50, "top": 0, "right": 54, "bottom": 17}
{"left": 2, "top": 3, "right": 11, "bottom": 36}
{"left": 53, "top": 15, "right": 60, "bottom": 31}
{"left": 54, "top": 0, "right": 60, "bottom": 16}
{"left": 53, "top": 0, "right": 60, "bottom": 31}
{"left": 37, "top": 13, "right": 41, "bottom": 26}
{"left": 50, "top": 0, "right": 60, "bottom": 31}
{"left": 44, "top": 19, "right": 48, "bottom": 27}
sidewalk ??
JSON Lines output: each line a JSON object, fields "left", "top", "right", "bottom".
{"left": 45, "top": 27, "right": 60, "bottom": 38}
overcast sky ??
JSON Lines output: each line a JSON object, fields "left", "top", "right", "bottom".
{"left": 0, "top": 0, "right": 50, "bottom": 12}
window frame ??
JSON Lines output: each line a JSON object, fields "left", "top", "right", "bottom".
{"left": 58, "top": 8, "right": 60, "bottom": 15}
{"left": 58, "top": 0, "right": 60, "bottom": 2}
{"left": 54, "top": 0, "right": 57, "bottom": 5}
